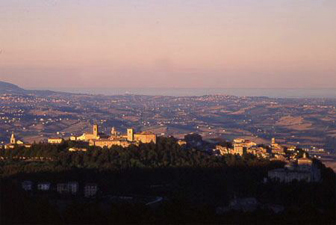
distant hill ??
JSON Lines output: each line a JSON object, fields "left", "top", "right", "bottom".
{"left": 0, "top": 80, "right": 78, "bottom": 96}
{"left": 0, "top": 81, "right": 26, "bottom": 94}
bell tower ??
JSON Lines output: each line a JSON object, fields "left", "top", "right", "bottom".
{"left": 127, "top": 129, "right": 134, "bottom": 142}
{"left": 271, "top": 138, "right": 276, "bottom": 145}
{"left": 111, "top": 127, "right": 117, "bottom": 136}
{"left": 10, "top": 132, "right": 16, "bottom": 144}
{"left": 93, "top": 124, "right": 99, "bottom": 137}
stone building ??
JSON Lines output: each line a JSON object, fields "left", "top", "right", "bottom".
{"left": 247, "top": 146, "right": 270, "bottom": 158}
{"left": 215, "top": 139, "right": 265, "bottom": 157}
{"left": 90, "top": 139, "right": 131, "bottom": 148}
{"left": 298, "top": 153, "right": 313, "bottom": 168}
{"left": 215, "top": 145, "right": 232, "bottom": 155}
{"left": 271, "top": 138, "right": 285, "bottom": 155}
{"left": 4, "top": 132, "right": 31, "bottom": 149}
{"left": 268, "top": 154, "right": 321, "bottom": 183}
{"left": 232, "top": 138, "right": 257, "bottom": 156}
{"left": 76, "top": 124, "right": 103, "bottom": 141}
{"left": 88, "top": 126, "right": 157, "bottom": 148}
{"left": 48, "top": 138, "right": 63, "bottom": 144}
{"left": 268, "top": 168, "right": 312, "bottom": 182}
{"left": 134, "top": 131, "right": 157, "bottom": 144}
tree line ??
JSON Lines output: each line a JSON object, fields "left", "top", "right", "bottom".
{"left": 0, "top": 137, "right": 276, "bottom": 177}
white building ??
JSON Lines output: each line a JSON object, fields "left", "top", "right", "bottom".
{"left": 22, "top": 181, "right": 33, "bottom": 191}
{"left": 268, "top": 154, "right": 321, "bottom": 183}
{"left": 37, "top": 182, "right": 51, "bottom": 191}
{"left": 84, "top": 183, "right": 98, "bottom": 198}
{"left": 57, "top": 182, "right": 78, "bottom": 194}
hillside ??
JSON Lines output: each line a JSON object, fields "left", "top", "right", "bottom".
{"left": 0, "top": 81, "right": 26, "bottom": 94}
{"left": 0, "top": 81, "right": 64, "bottom": 96}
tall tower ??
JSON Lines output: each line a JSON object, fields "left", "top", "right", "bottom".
{"left": 111, "top": 127, "right": 117, "bottom": 136}
{"left": 271, "top": 138, "right": 276, "bottom": 145}
{"left": 127, "top": 129, "right": 134, "bottom": 142}
{"left": 93, "top": 124, "right": 99, "bottom": 137}
{"left": 10, "top": 132, "right": 16, "bottom": 144}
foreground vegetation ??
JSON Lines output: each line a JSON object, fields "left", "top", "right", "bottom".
{"left": 0, "top": 137, "right": 272, "bottom": 176}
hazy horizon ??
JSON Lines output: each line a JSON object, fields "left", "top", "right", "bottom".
{"left": 32, "top": 86, "right": 336, "bottom": 98}
{"left": 1, "top": 0, "right": 336, "bottom": 89}
{"left": 2, "top": 79, "right": 336, "bottom": 98}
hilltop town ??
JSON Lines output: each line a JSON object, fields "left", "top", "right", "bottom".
{"left": 1, "top": 122, "right": 323, "bottom": 184}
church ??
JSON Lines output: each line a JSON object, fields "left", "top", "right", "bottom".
{"left": 72, "top": 124, "right": 157, "bottom": 148}
{"left": 4, "top": 132, "right": 32, "bottom": 149}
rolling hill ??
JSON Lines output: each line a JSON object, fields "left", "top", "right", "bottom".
{"left": 0, "top": 81, "right": 26, "bottom": 94}
{"left": 0, "top": 81, "right": 65, "bottom": 96}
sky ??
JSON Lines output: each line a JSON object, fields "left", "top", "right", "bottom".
{"left": 0, "top": 0, "right": 336, "bottom": 90}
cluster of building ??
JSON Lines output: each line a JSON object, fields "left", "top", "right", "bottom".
{"left": 2, "top": 127, "right": 323, "bottom": 184}
{"left": 47, "top": 124, "right": 157, "bottom": 149}
{"left": 214, "top": 137, "right": 321, "bottom": 183}
{"left": 21, "top": 181, "right": 98, "bottom": 198}
{"left": 1, "top": 124, "right": 157, "bottom": 152}
{"left": 3, "top": 132, "right": 31, "bottom": 149}
{"left": 1, "top": 124, "right": 157, "bottom": 151}
{"left": 215, "top": 138, "right": 272, "bottom": 158}
{"left": 215, "top": 138, "right": 294, "bottom": 159}
{"left": 267, "top": 153, "right": 321, "bottom": 183}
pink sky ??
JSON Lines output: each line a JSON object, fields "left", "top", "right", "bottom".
{"left": 0, "top": 0, "right": 336, "bottom": 89}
